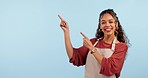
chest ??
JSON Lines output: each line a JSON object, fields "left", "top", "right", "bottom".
{"left": 98, "top": 48, "right": 114, "bottom": 58}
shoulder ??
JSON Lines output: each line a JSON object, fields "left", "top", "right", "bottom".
{"left": 116, "top": 42, "right": 128, "bottom": 48}
{"left": 116, "top": 42, "right": 128, "bottom": 52}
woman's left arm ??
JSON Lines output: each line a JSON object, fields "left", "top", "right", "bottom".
{"left": 99, "top": 43, "right": 128, "bottom": 76}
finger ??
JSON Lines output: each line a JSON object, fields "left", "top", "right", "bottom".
{"left": 83, "top": 38, "right": 88, "bottom": 45}
{"left": 80, "top": 32, "right": 87, "bottom": 38}
{"left": 83, "top": 41, "right": 87, "bottom": 46}
{"left": 61, "top": 27, "right": 67, "bottom": 31}
{"left": 83, "top": 41, "right": 89, "bottom": 48}
{"left": 58, "top": 15, "right": 64, "bottom": 21}
{"left": 61, "top": 22, "right": 67, "bottom": 27}
{"left": 60, "top": 22, "right": 65, "bottom": 27}
{"left": 83, "top": 38, "right": 88, "bottom": 42}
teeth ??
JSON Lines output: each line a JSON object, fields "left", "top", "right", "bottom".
{"left": 106, "top": 28, "right": 111, "bottom": 31}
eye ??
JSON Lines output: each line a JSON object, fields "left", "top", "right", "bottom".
{"left": 101, "top": 21, "right": 106, "bottom": 24}
{"left": 109, "top": 21, "right": 114, "bottom": 24}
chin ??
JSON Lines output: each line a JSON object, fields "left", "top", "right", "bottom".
{"left": 104, "top": 32, "right": 114, "bottom": 36}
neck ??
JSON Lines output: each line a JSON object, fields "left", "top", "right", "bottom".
{"left": 103, "top": 34, "right": 115, "bottom": 44}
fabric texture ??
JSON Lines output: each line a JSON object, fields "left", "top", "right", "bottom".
{"left": 70, "top": 38, "right": 128, "bottom": 78}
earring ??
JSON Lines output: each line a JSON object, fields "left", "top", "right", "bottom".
{"left": 99, "top": 29, "right": 102, "bottom": 32}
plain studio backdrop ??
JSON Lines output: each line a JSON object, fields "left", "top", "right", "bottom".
{"left": 0, "top": 0, "right": 148, "bottom": 78}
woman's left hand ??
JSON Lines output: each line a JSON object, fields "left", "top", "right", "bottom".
{"left": 80, "top": 32, "right": 94, "bottom": 51}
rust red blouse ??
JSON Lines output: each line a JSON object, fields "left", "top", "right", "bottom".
{"left": 70, "top": 38, "right": 128, "bottom": 78}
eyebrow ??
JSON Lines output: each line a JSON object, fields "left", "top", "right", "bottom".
{"left": 101, "top": 19, "right": 114, "bottom": 22}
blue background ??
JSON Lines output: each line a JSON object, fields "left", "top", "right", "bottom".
{"left": 0, "top": 0, "right": 148, "bottom": 78}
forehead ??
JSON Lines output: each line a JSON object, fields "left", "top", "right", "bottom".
{"left": 101, "top": 13, "right": 115, "bottom": 21}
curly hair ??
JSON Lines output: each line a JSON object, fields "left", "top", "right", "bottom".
{"left": 95, "top": 9, "right": 130, "bottom": 45}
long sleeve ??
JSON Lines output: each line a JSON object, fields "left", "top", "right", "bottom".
{"left": 100, "top": 43, "right": 128, "bottom": 77}
{"left": 70, "top": 38, "right": 97, "bottom": 66}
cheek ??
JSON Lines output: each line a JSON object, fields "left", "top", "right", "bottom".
{"left": 112, "top": 28, "right": 116, "bottom": 32}
{"left": 100, "top": 25, "right": 104, "bottom": 29}
{"left": 111, "top": 23, "right": 116, "bottom": 29}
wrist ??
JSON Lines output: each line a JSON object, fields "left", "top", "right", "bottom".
{"left": 64, "top": 29, "right": 69, "bottom": 32}
{"left": 64, "top": 30, "right": 70, "bottom": 34}
{"left": 89, "top": 45, "right": 94, "bottom": 51}
{"left": 91, "top": 47, "right": 97, "bottom": 54}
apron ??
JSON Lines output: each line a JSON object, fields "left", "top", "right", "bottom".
{"left": 85, "top": 37, "right": 116, "bottom": 78}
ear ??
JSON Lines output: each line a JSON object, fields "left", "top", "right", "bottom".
{"left": 100, "top": 26, "right": 102, "bottom": 29}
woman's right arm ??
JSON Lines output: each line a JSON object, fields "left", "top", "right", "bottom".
{"left": 58, "top": 15, "right": 95, "bottom": 66}
{"left": 58, "top": 15, "right": 73, "bottom": 59}
{"left": 63, "top": 30, "right": 73, "bottom": 59}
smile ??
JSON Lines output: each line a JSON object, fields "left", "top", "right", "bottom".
{"left": 104, "top": 28, "right": 113, "bottom": 32}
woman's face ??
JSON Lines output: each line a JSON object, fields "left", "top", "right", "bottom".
{"left": 100, "top": 13, "right": 117, "bottom": 36}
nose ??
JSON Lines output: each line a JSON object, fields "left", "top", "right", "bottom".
{"left": 105, "top": 22, "right": 110, "bottom": 27}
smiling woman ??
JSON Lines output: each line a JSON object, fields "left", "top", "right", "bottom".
{"left": 58, "top": 9, "right": 129, "bottom": 78}
{"left": 96, "top": 9, "right": 128, "bottom": 44}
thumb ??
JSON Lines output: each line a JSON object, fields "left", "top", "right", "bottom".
{"left": 61, "top": 27, "right": 67, "bottom": 31}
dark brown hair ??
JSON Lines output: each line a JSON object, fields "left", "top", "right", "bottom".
{"left": 95, "top": 9, "right": 130, "bottom": 45}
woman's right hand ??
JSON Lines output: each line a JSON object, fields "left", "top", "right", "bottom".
{"left": 58, "top": 15, "right": 69, "bottom": 32}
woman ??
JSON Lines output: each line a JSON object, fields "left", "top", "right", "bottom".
{"left": 58, "top": 9, "right": 129, "bottom": 78}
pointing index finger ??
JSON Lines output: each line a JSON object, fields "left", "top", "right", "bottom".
{"left": 58, "top": 15, "right": 64, "bottom": 21}
{"left": 80, "top": 32, "right": 87, "bottom": 38}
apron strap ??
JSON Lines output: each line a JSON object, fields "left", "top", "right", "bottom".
{"left": 111, "top": 37, "right": 116, "bottom": 51}
{"left": 93, "top": 38, "right": 102, "bottom": 47}
{"left": 93, "top": 37, "right": 116, "bottom": 51}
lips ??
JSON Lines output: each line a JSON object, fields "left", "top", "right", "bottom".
{"left": 104, "top": 28, "right": 112, "bottom": 32}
